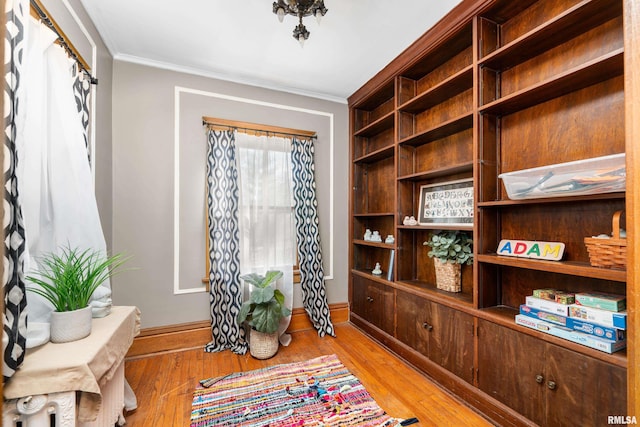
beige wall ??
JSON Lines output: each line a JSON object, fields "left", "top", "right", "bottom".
{"left": 111, "top": 61, "right": 349, "bottom": 328}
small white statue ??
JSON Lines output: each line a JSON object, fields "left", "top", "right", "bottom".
{"left": 403, "top": 216, "right": 418, "bottom": 226}
{"left": 364, "top": 229, "right": 372, "bottom": 241}
{"left": 385, "top": 235, "right": 395, "bottom": 244}
{"left": 372, "top": 262, "right": 382, "bottom": 276}
{"left": 370, "top": 231, "right": 382, "bottom": 242}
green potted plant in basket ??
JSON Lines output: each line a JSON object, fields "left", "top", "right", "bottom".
{"left": 237, "top": 270, "right": 291, "bottom": 359}
{"left": 26, "top": 245, "right": 129, "bottom": 343}
{"left": 423, "top": 230, "right": 473, "bottom": 293}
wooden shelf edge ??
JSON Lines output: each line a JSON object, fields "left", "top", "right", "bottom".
{"left": 397, "top": 224, "right": 474, "bottom": 231}
{"left": 477, "top": 254, "right": 627, "bottom": 282}
{"left": 477, "top": 192, "right": 626, "bottom": 207}
{"left": 479, "top": 48, "right": 624, "bottom": 116}
{"left": 394, "top": 280, "right": 474, "bottom": 308}
{"left": 353, "top": 212, "right": 395, "bottom": 217}
{"left": 398, "top": 65, "right": 474, "bottom": 113}
{"left": 397, "top": 161, "right": 474, "bottom": 181}
{"left": 351, "top": 269, "right": 395, "bottom": 286}
{"left": 478, "top": 306, "right": 627, "bottom": 368}
{"left": 480, "top": 0, "right": 622, "bottom": 70}
{"left": 352, "top": 239, "right": 395, "bottom": 249}
{"left": 398, "top": 113, "right": 473, "bottom": 147}
{"left": 353, "top": 144, "right": 395, "bottom": 164}
{"left": 353, "top": 110, "right": 395, "bottom": 137}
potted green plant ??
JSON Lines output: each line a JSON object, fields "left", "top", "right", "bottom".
{"left": 423, "top": 230, "right": 473, "bottom": 293}
{"left": 237, "top": 270, "right": 291, "bottom": 359}
{"left": 26, "top": 246, "right": 129, "bottom": 343}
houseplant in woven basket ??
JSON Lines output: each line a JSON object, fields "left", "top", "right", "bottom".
{"left": 237, "top": 270, "right": 291, "bottom": 359}
{"left": 26, "top": 246, "right": 129, "bottom": 343}
{"left": 423, "top": 230, "right": 473, "bottom": 293}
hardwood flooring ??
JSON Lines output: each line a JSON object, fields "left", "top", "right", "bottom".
{"left": 124, "top": 323, "right": 494, "bottom": 426}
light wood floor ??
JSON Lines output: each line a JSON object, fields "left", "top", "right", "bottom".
{"left": 124, "top": 323, "right": 495, "bottom": 426}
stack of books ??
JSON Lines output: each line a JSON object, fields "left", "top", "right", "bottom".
{"left": 515, "top": 289, "right": 627, "bottom": 354}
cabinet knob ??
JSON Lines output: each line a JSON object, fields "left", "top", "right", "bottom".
{"left": 366, "top": 296, "right": 374, "bottom": 303}
{"left": 422, "top": 322, "right": 433, "bottom": 331}
{"left": 547, "top": 380, "right": 557, "bottom": 390}
{"left": 535, "top": 374, "right": 544, "bottom": 384}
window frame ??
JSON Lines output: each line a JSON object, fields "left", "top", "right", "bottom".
{"left": 201, "top": 117, "right": 316, "bottom": 290}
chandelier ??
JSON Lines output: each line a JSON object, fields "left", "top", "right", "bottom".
{"left": 272, "top": 0, "right": 328, "bottom": 47}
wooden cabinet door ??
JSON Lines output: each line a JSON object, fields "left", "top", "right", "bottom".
{"left": 396, "top": 290, "right": 475, "bottom": 383}
{"left": 352, "top": 277, "right": 394, "bottom": 335}
{"left": 396, "top": 290, "right": 432, "bottom": 355}
{"left": 429, "top": 303, "right": 475, "bottom": 384}
{"left": 477, "top": 320, "right": 546, "bottom": 425}
{"left": 545, "top": 345, "right": 627, "bottom": 427}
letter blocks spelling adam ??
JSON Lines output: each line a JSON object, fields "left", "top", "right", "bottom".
{"left": 497, "top": 239, "right": 565, "bottom": 261}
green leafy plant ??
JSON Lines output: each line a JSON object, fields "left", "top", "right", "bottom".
{"left": 423, "top": 230, "right": 473, "bottom": 265}
{"left": 237, "top": 270, "right": 291, "bottom": 334}
{"left": 26, "top": 246, "right": 129, "bottom": 312}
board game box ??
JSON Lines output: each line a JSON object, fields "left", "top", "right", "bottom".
{"left": 568, "top": 304, "right": 627, "bottom": 330}
{"left": 525, "top": 296, "right": 571, "bottom": 316}
{"left": 519, "top": 304, "right": 625, "bottom": 341}
{"left": 574, "top": 292, "right": 626, "bottom": 312}
{"left": 515, "top": 314, "right": 626, "bottom": 354}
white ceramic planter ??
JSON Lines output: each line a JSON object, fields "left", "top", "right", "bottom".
{"left": 50, "top": 306, "right": 92, "bottom": 343}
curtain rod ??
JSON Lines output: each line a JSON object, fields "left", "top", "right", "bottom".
{"left": 203, "top": 118, "right": 317, "bottom": 140}
{"left": 30, "top": 0, "right": 98, "bottom": 85}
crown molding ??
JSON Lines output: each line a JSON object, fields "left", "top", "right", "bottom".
{"left": 114, "top": 53, "right": 348, "bottom": 105}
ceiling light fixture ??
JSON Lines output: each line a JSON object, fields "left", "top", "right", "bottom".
{"left": 272, "top": 0, "right": 328, "bottom": 47}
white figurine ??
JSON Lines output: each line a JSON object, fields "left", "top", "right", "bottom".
{"left": 385, "top": 235, "right": 395, "bottom": 244}
{"left": 370, "top": 231, "right": 382, "bottom": 242}
{"left": 372, "top": 262, "right": 382, "bottom": 276}
{"left": 405, "top": 216, "right": 418, "bottom": 226}
{"left": 364, "top": 229, "right": 372, "bottom": 241}
{"left": 403, "top": 216, "right": 411, "bottom": 225}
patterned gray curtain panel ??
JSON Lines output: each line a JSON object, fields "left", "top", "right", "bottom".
{"left": 72, "top": 66, "right": 92, "bottom": 164}
{"left": 291, "top": 137, "right": 334, "bottom": 337}
{"left": 204, "top": 130, "right": 247, "bottom": 355}
{"left": 3, "top": 0, "right": 28, "bottom": 380}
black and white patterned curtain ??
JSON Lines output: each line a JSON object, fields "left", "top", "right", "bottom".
{"left": 204, "top": 130, "right": 247, "bottom": 355}
{"left": 291, "top": 137, "right": 334, "bottom": 337}
{"left": 72, "top": 65, "right": 92, "bottom": 164}
{"left": 3, "top": 0, "right": 28, "bottom": 380}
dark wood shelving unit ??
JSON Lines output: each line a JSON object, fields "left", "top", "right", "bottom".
{"left": 349, "top": 0, "right": 633, "bottom": 424}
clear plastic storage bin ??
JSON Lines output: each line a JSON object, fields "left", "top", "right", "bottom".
{"left": 498, "top": 153, "right": 626, "bottom": 200}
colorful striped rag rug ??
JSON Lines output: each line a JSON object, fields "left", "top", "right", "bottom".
{"left": 190, "top": 354, "right": 402, "bottom": 426}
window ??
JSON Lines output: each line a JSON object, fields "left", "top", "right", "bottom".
{"left": 201, "top": 118, "right": 315, "bottom": 287}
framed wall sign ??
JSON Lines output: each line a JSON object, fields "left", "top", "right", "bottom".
{"left": 418, "top": 178, "right": 474, "bottom": 227}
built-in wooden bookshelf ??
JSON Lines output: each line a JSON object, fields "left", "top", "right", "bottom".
{"left": 348, "top": 0, "right": 633, "bottom": 425}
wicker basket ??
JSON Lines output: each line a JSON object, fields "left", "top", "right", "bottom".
{"left": 434, "top": 258, "right": 462, "bottom": 293}
{"left": 249, "top": 329, "right": 279, "bottom": 359}
{"left": 584, "top": 210, "right": 627, "bottom": 269}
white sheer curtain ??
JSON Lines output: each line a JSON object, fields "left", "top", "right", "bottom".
{"left": 235, "top": 132, "right": 296, "bottom": 346}
{"left": 16, "top": 17, "right": 110, "bottom": 338}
